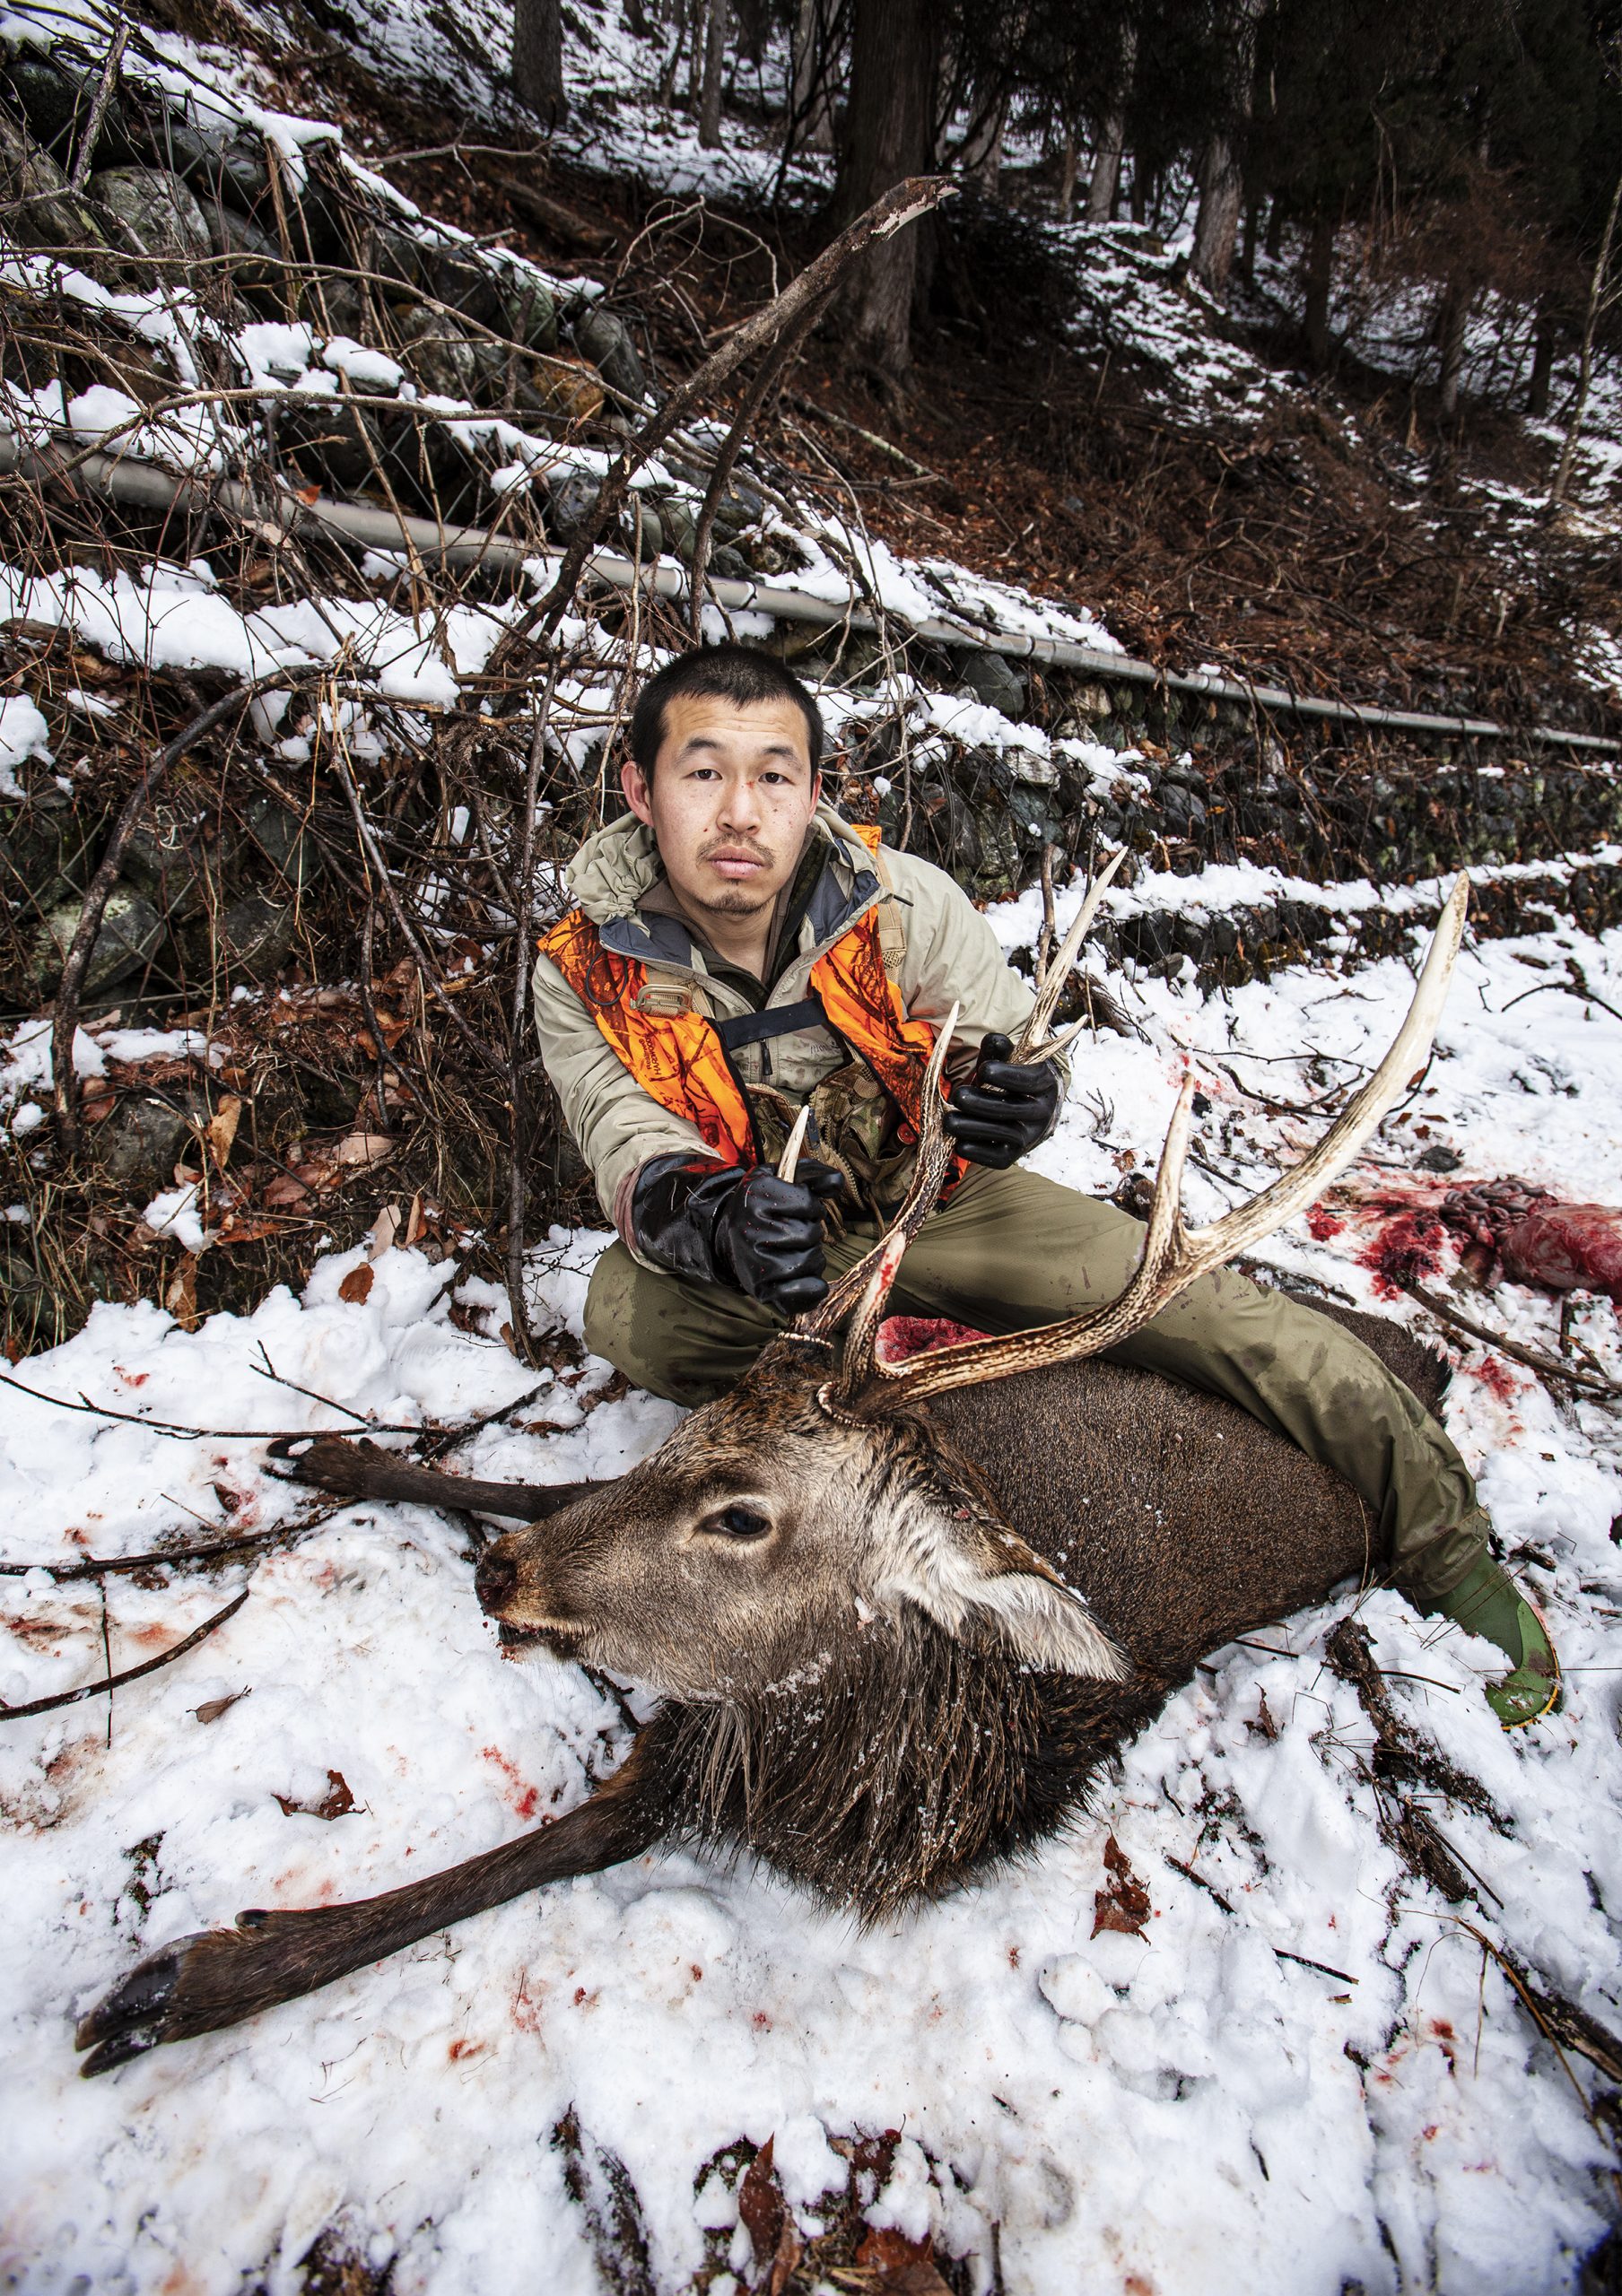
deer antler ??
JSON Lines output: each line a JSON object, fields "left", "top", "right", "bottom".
{"left": 1012, "top": 846, "right": 1128, "bottom": 1065}
{"left": 777, "top": 1104, "right": 812, "bottom": 1182}
{"left": 795, "top": 1006, "right": 960, "bottom": 1359}
{"left": 851, "top": 874, "right": 1472, "bottom": 1410}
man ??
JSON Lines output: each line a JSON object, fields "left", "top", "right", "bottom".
{"left": 533, "top": 643, "right": 1559, "bottom": 1727}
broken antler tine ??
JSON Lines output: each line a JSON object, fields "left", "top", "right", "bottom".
{"left": 863, "top": 875, "right": 1471, "bottom": 1407}
{"left": 778, "top": 1105, "right": 812, "bottom": 1184}
{"left": 1015, "top": 847, "right": 1127, "bottom": 1061}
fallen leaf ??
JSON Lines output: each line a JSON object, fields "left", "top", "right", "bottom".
{"left": 403, "top": 1190, "right": 426, "bottom": 1247}
{"left": 195, "top": 1689, "right": 249, "bottom": 1725}
{"left": 338, "top": 1264, "right": 375, "bottom": 1304}
{"left": 213, "top": 1213, "right": 287, "bottom": 1246}
{"left": 334, "top": 1131, "right": 394, "bottom": 1169}
{"left": 203, "top": 1094, "right": 243, "bottom": 1170}
{"left": 1093, "top": 1832, "right": 1152, "bottom": 1939}
{"left": 856, "top": 2228, "right": 955, "bottom": 2294}
{"left": 164, "top": 1257, "right": 200, "bottom": 1332}
{"left": 1248, "top": 1689, "right": 1279, "bottom": 1741}
{"left": 738, "top": 2137, "right": 785, "bottom": 2266}
{"left": 367, "top": 1202, "right": 401, "bottom": 1260}
{"left": 275, "top": 1768, "right": 357, "bottom": 1821}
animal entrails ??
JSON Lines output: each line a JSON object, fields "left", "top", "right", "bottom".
{"left": 78, "top": 881, "right": 1475, "bottom": 2074}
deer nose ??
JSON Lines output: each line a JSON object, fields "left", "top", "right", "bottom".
{"left": 475, "top": 1545, "right": 518, "bottom": 1614}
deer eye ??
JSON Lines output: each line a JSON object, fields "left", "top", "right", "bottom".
{"left": 709, "top": 1504, "right": 772, "bottom": 1542}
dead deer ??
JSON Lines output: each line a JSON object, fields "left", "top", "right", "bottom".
{"left": 74, "top": 876, "right": 1470, "bottom": 2076}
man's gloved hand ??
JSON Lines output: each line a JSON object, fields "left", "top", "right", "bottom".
{"left": 943, "top": 1033, "right": 1060, "bottom": 1170}
{"left": 632, "top": 1155, "right": 844, "bottom": 1313}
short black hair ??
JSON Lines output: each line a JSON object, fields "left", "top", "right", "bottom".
{"left": 628, "top": 644, "right": 823, "bottom": 778}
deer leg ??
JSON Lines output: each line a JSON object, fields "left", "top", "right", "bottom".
{"left": 75, "top": 1735, "right": 665, "bottom": 2075}
{"left": 271, "top": 1434, "right": 601, "bottom": 1523}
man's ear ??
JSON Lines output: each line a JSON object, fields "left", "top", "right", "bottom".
{"left": 623, "top": 757, "right": 654, "bottom": 826}
{"left": 874, "top": 1500, "right": 1128, "bottom": 1681}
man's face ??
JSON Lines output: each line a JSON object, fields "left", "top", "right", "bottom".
{"left": 624, "top": 693, "right": 820, "bottom": 923}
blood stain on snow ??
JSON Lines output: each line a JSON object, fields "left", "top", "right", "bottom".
{"left": 1464, "top": 1353, "right": 1520, "bottom": 1405}
{"left": 114, "top": 1367, "right": 149, "bottom": 1387}
{"left": 1356, "top": 1205, "right": 1449, "bottom": 1298}
{"left": 480, "top": 1745, "right": 541, "bottom": 1819}
{"left": 1305, "top": 1205, "right": 1346, "bottom": 1241}
{"left": 448, "top": 2037, "right": 486, "bottom": 2062}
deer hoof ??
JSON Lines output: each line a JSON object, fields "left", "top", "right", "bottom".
{"left": 74, "top": 1935, "right": 204, "bottom": 2076}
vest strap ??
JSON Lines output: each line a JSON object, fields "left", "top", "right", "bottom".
{"left": 713, "top": 996, "right": 828, "bottom": 1052}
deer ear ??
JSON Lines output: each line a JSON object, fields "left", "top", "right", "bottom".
{"left": 878, "top": 1507, "right": 1129, "bottom": 1683}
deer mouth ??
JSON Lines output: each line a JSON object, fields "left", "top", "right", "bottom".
{"left": 496, "top": 1617, "right": 585, "bottom": 1661}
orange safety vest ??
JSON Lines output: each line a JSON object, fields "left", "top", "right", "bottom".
{"left": 540, "top": 825, "right": 950, "bottom": 1170}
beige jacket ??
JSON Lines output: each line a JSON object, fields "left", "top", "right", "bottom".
{"left": 531, "top": 803, "right": 1040, "bottom": 1259}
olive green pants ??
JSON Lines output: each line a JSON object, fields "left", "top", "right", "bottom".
{"left": 583, "top": 1163, "right": 1488, "bottom": 1605}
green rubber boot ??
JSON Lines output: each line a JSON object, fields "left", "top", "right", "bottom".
{"left": 1430, "top": 1556, "right": 1562, "bottom": 1727}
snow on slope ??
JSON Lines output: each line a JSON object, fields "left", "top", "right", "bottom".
{"left": 2, "top": 905, "right": 1619, "bottom": 2296}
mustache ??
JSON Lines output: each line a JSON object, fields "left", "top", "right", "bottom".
{"left": 699, "top": 835, "right": 775, "bottom": 865}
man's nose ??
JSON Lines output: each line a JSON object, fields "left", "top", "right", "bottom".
{"left": 719, "top": 775, "right": 763, "bottom": 830}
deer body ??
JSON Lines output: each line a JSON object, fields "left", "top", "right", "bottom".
{"left": 74, "top": 877, "right": 1470, "bottom": 2074}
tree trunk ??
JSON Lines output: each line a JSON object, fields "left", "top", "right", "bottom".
{"left": 960, "top": 94, "right": 1007, "bottom": 194}
{"left": 791, "top": 0, "right": 835, "bottom": 150}
{"left": 1238, "top": 191, "right": 1259, "bottom": 285}
{"left": 1086, "top": 22, "right": 1135, "bottom": 224}
{"left": 1264, "top": 195, "right": 1284, "bottom": 258}
{"left": 1435, "top": 277, "right": 1470, "bottom": 422}
{"left": 1303, "top": 212, "right": 1335, "bottom": 369}
{"left": 686, "top": 0, "right": 705, "bottom": 109}
{"left": 832, "top": 0, "right": 941, "bottom": 378}
{"left": 622, "top": 0, "right": 652, "bottom": 38}
{"left": 1527, "top": 302, "right": 1556, "bottom": 418}
{"left": 658, "top": 4, "right": 688, "bottom": 106}
{"left": 1190, "top": 0, "right": 1265, "bottom": 295}
{"left": 1129, "top": 153, "right": 1149, "bottom": 224}
{"left": 512, "top": 0, "right": 567, "bottom": 123}
{"left": 1551, "top": 165, "right": 1622, "bottom": 504}
{"left": 1059, "top": 130, "right": 1078, "bottom": 222}
{"left": 698, "top": 0, "right": 728, "bottom": 146}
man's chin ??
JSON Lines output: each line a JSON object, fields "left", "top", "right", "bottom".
{"left": 693, "top": 882, "right": 773, "bottom": 918}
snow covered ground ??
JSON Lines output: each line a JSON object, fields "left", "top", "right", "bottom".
{"left": 3, "top": 894, "right": 1619, "bottom": 2295}
{"left": 1, "top": 4, "right": 1619, "bottom": 2285}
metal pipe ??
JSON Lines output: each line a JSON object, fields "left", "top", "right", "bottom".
{"left": 2, "top": 422, "right": 1615, "bottom": 756}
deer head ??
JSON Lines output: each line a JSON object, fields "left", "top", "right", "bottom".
{"left": 478, "top": 867, "right": 1470, "bottom": 1707}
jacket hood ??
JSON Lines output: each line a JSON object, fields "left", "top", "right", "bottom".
{"left": 562, "top": 800, "right": 876, "bottom": 929}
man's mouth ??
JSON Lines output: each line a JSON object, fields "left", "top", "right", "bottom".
{"left": 705, "top": 846, "right": 770, "bottom": 879}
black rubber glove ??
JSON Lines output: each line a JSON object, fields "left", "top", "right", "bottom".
{"left": 632, "top": 1154, "right": 844, "bottom": 1313}
{"left": 943, "top": 1032, "right": 1061, "bottom": 1170}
